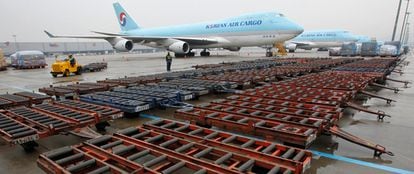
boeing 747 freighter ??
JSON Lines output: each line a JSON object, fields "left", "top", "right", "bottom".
{"left": 285, "top": 30, "right": 358, "bottom": 52}
{"left": 45, "top": 2, "right": 303, "bottom": 57}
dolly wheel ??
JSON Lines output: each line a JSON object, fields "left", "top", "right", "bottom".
{"left": 75, "top": 67, "right": 83, "bottom": 75}
{"left": 95, "top": 121, "right": 110, "bottom": 132}
{"left": 63, "top": 69, "right": 69, "bottom": 77}
{"left": 21, "top": 141, "right": 39, "bottom": 152}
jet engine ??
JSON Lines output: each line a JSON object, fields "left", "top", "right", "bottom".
{"left": 113, "top": 39, "right": 133, "bottom": 52}
{"left": 168, "top": 41, "right": 190, "bottom": 54}
{"left": 286, "top": 43, "right": 297, "bottom": 53}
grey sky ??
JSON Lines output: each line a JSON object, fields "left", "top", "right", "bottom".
{"left": 0, "top": 0, "right": 411, "bottom": 42}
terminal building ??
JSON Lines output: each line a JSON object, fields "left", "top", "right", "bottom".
{"left": 0, "top": 42, "right": 161, "bottom": 56}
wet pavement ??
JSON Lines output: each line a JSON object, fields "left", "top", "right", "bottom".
{"left": 0, "top": 50, "right": 413, "bottom": 174}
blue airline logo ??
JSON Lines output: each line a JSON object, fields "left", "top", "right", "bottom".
{"left": 206, "top": 20, "right": 262, "bottom": 29}
{"left": 119, "top": 12, "right": 127, "bottom": 26}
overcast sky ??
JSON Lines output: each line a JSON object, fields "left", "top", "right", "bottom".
{"left": 0, "top": 0, "right": 412, "bottom": 42}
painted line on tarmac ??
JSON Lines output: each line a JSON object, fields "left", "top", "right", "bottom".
{"left": 137, "top": 113, "right": 414, "bottom": 174}
{"left": 312, "top": 150, "right": 414, "bottom": 174}
{"left": 139, "top": 113, "right": 161, "bottom": 120}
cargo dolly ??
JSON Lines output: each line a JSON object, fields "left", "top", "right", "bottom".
{"left": 38, "top": 123, "right": 302, "bottom": 174}
{"left": 175, "top": 107, "right": 317, "bottom": 147}
{"left": 240, "top": 86, "right": 353, "bottom": 104}
{"left": 238, "top": 90, "right": 340, "bottom": 106}
{"left": 227, "top": 95, "right": 343, "bottom": 117}
{"left": 114, "top": 128, "right": 296, "bottom": 173}
{"left": 211, "top": 99, "right": 339, "bottom": 123}
{"left": 81, "top": 62, "right": 107, "bottom": 72}
{"left": 0, "top": 111, "right": 40, "bottom": 145}
{"left": 52, "top": 100, "right": 123, "bottom": 131}
{"left": 39, "top": 82, "right": 115, "bottom": 99}
{"left": 0, "top": 98, "right": 13, "bottom": 109}
{"left": 128, "top": 86, "right": 195, "bottom": 101}
{"left": 38, "top": 146, "right": 157, "bottom": 174}
{"left": 0, "top": 101, "right": 123, "bottom": 151}
{"left": 112, "top": 88, "right": 193, "bottom": 108}
{"left": 13, "top": 92, "right": 51, "bottom": 104}
{"left": 0, "top": 94, "right": 31, "bottom": 108}
{"left": 156, "top": 79, "right": 238, "bottom": 95}
{"left": 80, "top": 93, "right": 151, "bottom": 113}
{"left": 143, "top": 119, "right": 312, "bottom": 173}
{"left": 195, "top": 103, "right": 327, "bottom": 132}
{"left": 82, "top": 90, "right": 192, "bottom": 112}
{"left": 97, "top": 75, "right": 165, "bottom": 86}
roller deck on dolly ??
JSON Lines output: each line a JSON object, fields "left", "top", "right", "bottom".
{"left": 0, "top": 100, "right": 122, "bottom": 151}
{"left": 80, "top": 86, "right": 194, "bottom": 113}
{"left": 144, "top": 119, "right": 312, "bottom": 173}
{"left": 174, "top": 58, "right": 400, "bottom": 157}
{"left": 175, "top": 107, "right": 318, "bottom": 148}
{"left": 34, "top": 57, "right": 408, "bottom": 174}
{"left": 38, "top": 118, "right": 309, "bottom": 174}
{"left": 0, "top": 92, "right": 51, "bottom": 109}
{"left": 39, "top": 82, "right": 117, "bottom": 99}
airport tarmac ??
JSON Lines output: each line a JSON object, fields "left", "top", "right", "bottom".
{"left": 0, "top": 50, "right": 413, "bottom": 174}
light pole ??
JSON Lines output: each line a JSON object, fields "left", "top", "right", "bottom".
{"left": 399, "top": 0, "right": 411, "bottom": 41}
{"left": 12, "top": 35, "right": 19, "bottom": 52}
{"left": 403, "top": 23, "right": 410, "bottom": 44}
{"left": 392, "top": 0, "right": 403, "bottom": 41}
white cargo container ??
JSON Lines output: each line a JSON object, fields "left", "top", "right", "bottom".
{"left": 379, "top": 45, "right": 398, "bottom": 57}
{"left": 10, "top": 50, "right": 47, "bottom": 69}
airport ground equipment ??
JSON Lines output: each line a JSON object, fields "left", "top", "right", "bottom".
{"left": 360, "top": 41, "right": 379, "bottom": 57}
{"left": 0, "top": 92, "right": 51, "bottom": 109}
{"left": 144, "top": 119, "right": 312, "bottom": 173}
{"left": 328, "top": 48, "right": 341, "bottom": 56}
{"left": 0, "top": 100, "right": 122, "bottom": 151}
{"left": 39, "top": 82, "right": 116, "bottom": 99}
{"left": 379, "top": 45, "right": 399, "bottom": 57}
{"left": 80, "top": 86, "right": 194, "bottom": 113}
{"left": 384, "top": 41, "right": 402, "bottom": 56}
{"left": 174, "top": 107, "right": 318, "bottom": 147}
{"left": 38, "top": 118, "right": 309, "bottom": 174}
{"left": 197, "top": 58, "right": 360, "bottom": 88}
{"left": 10, "top": 50, "right": 47, "bottom": 69}
{"left": 98, "top": 75, "right": 165, "bottom": 86}
{"left": 154, "top": 79, "right": 237, "bottom": 96}
{"left": 173, "top": 58, "right": 400, "bottom": 156}
{"left": 340, "top": 43, "right": 358, "bottom": 57}
{"left": 81, "top": 62, "right": 107, "bottom": 72}
{"left": 50, "top": 58, "right": 83, "bottom": 77}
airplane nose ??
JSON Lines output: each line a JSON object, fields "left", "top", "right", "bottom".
{"left": 284, "top": 18, "right": 304, "bottom": 35}
{"left": 291, "top": 22, "right": 304, "bottom": 35}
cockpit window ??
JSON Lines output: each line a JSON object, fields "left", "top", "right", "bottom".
{"left": 279, "top": 13, "right": 285, "bottom": 17}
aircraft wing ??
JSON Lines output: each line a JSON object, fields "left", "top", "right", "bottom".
{"left": 45, "top": 30, "right": 218, "bottom": 45}
{"left": 44, "top": 30, "right": 114, "bottom": 39}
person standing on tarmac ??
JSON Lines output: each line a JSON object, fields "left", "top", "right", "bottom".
{"left": 165, "top": 52, "right": 173, "bottom": 71}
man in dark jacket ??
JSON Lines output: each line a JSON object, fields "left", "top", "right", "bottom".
{"left": 165, "top": 52, "right": 172, "bottom": 71}
{"left": 68, "top": 54, "right": 75, "bottom": 67}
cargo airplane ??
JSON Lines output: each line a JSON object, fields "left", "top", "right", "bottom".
{"left": 45, "top": 2, "right": 303, "bottom": 57}
{"left": 285, "top": 30, "right": 359, "bottom": 52}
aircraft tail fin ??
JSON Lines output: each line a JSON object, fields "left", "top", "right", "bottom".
{"left": 113, "top": 2, "right": 140, "bottom": 31}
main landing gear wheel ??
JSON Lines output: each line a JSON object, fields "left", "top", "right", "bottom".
{"left": 200, "top": 50, "right": 210, "bottom": 57}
